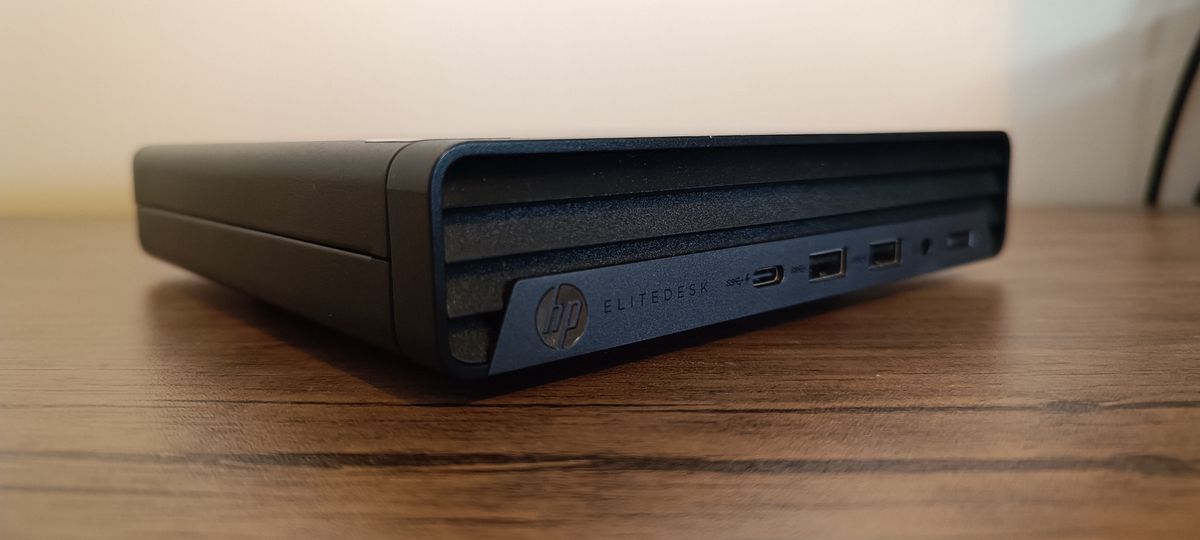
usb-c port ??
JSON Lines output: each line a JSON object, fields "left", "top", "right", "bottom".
{"left": 752, "top": 266, "right": 784, "bottom": 287}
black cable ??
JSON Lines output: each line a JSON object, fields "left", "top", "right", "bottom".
{"left": 1145, "top": 27, "right": 1200, "bottom": 206}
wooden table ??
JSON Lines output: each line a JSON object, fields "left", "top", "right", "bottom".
{"left": 2, "top": 209, "right": 1199, "bottom": 539}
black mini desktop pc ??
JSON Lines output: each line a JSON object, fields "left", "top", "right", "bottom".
{"left": 135, "top": 133, "right": 1009, "bottom": 378}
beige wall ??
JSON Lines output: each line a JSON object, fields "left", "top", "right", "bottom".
{"left": 2, "top": 0, "right": 1198, "bottom": 217}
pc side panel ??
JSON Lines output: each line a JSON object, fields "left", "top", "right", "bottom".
{"left": 992, "top": 132, "right": 1012, "bottom": 255}
{"left": 134, "top": 141, "right": 407, "bottom": 258}
{"left": 138, "top": 208, "right": 397, "bottom": 351}
{"left": 385, "top": 140, "right": 487, "bottom": 377}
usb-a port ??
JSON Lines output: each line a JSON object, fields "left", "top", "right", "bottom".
{"left": 808, "top": 249, "right": 846, "bottom": 282}
{"left": 946, "top": 230, "right": 973, "bottom": 250}
{"left": 868, "top": 239, "right": 901, "bottom": 269}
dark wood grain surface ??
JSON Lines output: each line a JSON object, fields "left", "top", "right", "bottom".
{"left": 2, "top": 209, "right": 1199, "bottom": 539}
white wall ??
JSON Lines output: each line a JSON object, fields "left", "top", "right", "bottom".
{"left": 1, "top": 0, "right": 1198, "bottom": 216}
{"left": 1011, "top": 0, "right": 1200, "bottom": 206}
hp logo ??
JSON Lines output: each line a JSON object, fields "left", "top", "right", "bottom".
{"left": 535, "top": 284, "right": 588, "bottom": 350}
